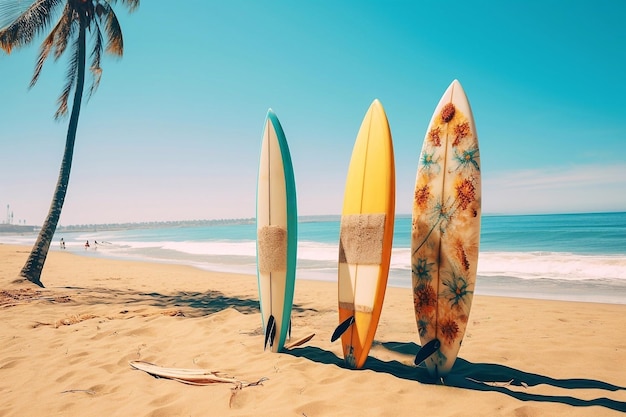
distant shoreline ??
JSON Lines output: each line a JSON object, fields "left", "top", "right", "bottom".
{"left": 2, "top": 211, "right": 624, "bottom": 234}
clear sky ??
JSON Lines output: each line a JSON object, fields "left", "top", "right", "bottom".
{"left": 1, "top": 1, "right": 625, "bottom": 225}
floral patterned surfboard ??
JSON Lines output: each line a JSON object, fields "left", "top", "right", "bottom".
{"left": 411, "top": 79, "right": 481, "bottom": 378}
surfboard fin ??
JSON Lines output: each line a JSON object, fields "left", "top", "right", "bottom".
{"left": 264, "top": 315, "right": 276, "bottom": 350}
{"left": 288, "top": 318, "right": 292, "bottom": 340}
{"left": 414, "top": 338, "right": 441, "bottom": 366}
{"left": 331, "top": 315, "right": 355, "bottom": 342}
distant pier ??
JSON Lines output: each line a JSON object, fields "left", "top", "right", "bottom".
{"left": 0, "top": 224, "right": 37, "bottom": 233}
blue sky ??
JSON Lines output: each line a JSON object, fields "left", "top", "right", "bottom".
{"left": 1, "top": 1, "right": 625, "bottom": 225}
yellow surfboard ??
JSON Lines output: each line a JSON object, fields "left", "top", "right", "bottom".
{"left": 411, "top": 80, "right": 481, "bottom": 378}
{"left": 332, "top": 99, "right": 396, "bottom": 369}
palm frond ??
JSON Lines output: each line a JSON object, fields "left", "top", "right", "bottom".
{"left": 106, "top": 0, "right": 140, "bottom": 13}
{"left": 0, "top": 1, "right": 31, "bottom": 28}
{"left": 30, "top": 2, "right": 74, "bottom": 87}
{"left": 0, "top": 0, "right": 64, "bottom": 53}
{"left": 30, "top": 23, "right": 56, "bottom": 87}
{"left": 103, "top": 5, "right": 123, "bottom": 56}
{"left": 6, "top": 0, "right": 138, "bottom": 118}
{"left": 88, "top": 17, "right": 103, "bottom": 98}
{"left": 52, "top": 3, "right": 75, "bottom": 60}
{"left": 54, "top": 30, "right": 81, "bottom": 119}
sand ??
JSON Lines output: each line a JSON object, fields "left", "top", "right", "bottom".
{"left": 1, "top": 243, "right": 625, "bottom": 416}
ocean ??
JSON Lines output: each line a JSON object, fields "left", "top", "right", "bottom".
{"left": 2, "top": 212, "right": 625, "bottom": 305}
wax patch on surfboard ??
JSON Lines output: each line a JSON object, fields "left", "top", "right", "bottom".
{"left": 257, "top": 225, "right": 287, "bottom": 273}
{"left": 338, "top": 214, "right": 385, "bottom": 264}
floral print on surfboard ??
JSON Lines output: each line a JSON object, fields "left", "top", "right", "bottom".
{"left": 411, "top": 80, "right": 481, "bottom": 377}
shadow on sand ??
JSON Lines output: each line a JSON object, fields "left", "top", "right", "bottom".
{"left": 53, "top": 286, "right": 625, "bottom": 412}
{"left": 58, "top": 286, "right": 315, "bottom": 318}
{"left": 286, "top": 341, "right": 626, "bottom": 413}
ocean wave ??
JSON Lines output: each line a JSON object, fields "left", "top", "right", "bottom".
{"left": 476, "top": 251, "right": 626, "bottom": 281}
{"left": 382, "top": 248, "right": 626, "bottom": 282}
{"left": 3, "top": 234, "right": 626, "bottom": 284}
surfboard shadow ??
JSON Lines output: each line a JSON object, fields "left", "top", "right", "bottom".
{"left": 380, "top": 341, "right": 626, "bottom": 413}
{"left": 286, "top": 342, "right": 626, "bottom": 413}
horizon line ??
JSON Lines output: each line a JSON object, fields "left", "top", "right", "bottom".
{"left": 2, "top": 210, "right": 624, "bottom": 230}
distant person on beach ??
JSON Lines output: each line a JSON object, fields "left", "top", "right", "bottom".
{"left": 60, "top": 238, "right": 65, "bottom": 249}
{"left": 94, "top": 240, "right": 98, "bottom": 250}
{"left": 85, "top": 240, "right": 90, "bottom": 250}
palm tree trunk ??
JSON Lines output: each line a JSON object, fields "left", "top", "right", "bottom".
{"left": 18, "top": 22, "right": 87, "bottom": 288}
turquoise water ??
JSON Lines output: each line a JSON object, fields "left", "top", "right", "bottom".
{"left": 2, "top": 212, "right": 625, "bottom": 304}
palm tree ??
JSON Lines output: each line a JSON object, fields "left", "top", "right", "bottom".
{"left": 0, "top": 0, "right": 139, "bottom": 287}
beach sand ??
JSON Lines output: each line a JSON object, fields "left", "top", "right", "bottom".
{"left": 1, "top": 243, "right": 625, "bottom": 416}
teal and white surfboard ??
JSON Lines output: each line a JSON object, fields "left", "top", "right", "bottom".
{"left": 256, "top": 109, "right": 298, "bottom": 352}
